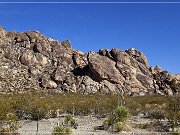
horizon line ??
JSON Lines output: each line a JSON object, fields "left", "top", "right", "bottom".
{"left": 0, "top": 1, "right": 180, "bottom": 4}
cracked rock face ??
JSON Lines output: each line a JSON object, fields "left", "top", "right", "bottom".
{"left": 0, "top": 26, "right": 179, "bottom": 95}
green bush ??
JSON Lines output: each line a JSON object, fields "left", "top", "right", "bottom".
{"left": 111, "top": 106, "right": 131, "bottom": 124}
{"left": 104, "top": 106, "right": 131, "bottom": 132}
{"left": 52, "top": 125, "right": 72, "bottom": 135}
{"left": 64, "top": 115, "right": 75, "bottom": 125}
{"left": 113, "top": 122, "right": 124, "bottom": 132}
{"left": 102, "top": 119, "right": 110, "bottom": 130}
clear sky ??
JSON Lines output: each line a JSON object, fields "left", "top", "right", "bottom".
{"left": 0, "top": 0, "right": 180, "bottom": 74}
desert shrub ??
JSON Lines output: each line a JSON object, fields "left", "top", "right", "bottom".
{"left": 0, "top": 101, "right": 12, "bottom": 120}
{"left": 0, "top": 92, "right": 118, "bottom": 120}
{"left": 111, "top": 106, "right": 131, "bottom": 124}
{"left": 113, "top": 122, "right": 124, "bottom": 132}
{"left": 0, "top": 113, "right": 19, "bottom": 134}
{"left": 0, "top": 92, "right": 178, "bottom": 131}
{"left": 147, "top": 107, "right": 166, "bottom": 121}
{"left": 165, "top": 96, "right": 180, "bottom": 130}
{"left": 8, "top": 93, "right": 61, "bottom": 120}
{"left": 102, "top": 119, "right": 109, "bottom": 130}
{"left": 104, "top": 106, "right": 131, "bottom": 132}
{"left": 124, "top": 95, "right": 171, "bottom": 117}
{"left": 52, "top": 125, "right": 72, "bottom": 135}
{"left": 125, "top": 100, "right": 142, "bottom": 115}
{"left": 64, "top": 115, "right": 75, "bottom": 125}
{"left": 0, "top": 100, "right": 19, "bottom": 134}
{"left": 126, "top": 95, "right": 168, "bottom": 107}
{"left": 22, "top": 97, "right": 49, "bottom": 120}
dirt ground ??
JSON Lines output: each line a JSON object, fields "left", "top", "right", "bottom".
{"left": 17, "top": 116, "right": 173, "bottom": 135}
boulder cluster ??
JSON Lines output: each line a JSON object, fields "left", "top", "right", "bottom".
{"left": 0, "top": 26, "right": 179, "bottom": 95}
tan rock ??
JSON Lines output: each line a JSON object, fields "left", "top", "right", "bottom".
{"left": 35, "top": 53, "right": 48, "bottom": 65}
{"left": 88, "top": 52, "right": 125, "bottom": 84}
{"left": 20, "top": 50, "right": 38, "bottom": 66}
{"left": 0, "top": 27, "right": 178, "bottom": 96}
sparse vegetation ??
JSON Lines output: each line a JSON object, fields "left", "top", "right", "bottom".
{"left": 0, "top": 92, "right": 179, "bottom": 133}
{"left": 147, "top": 107, "right": 166, "bottom": 121}
{"left": 52, "top": 115, "right": 75, "bottom": 135}
{"left": 52, "top": 125, "right": 72, "bottom": 135}
{"left": 165, "top": 96, "right": 180, "bottom": 132}
{"left": 0, "top": 101, "right": 19, "bottom": 134}
{"left": 64, "top": 115, "right": 78, "bottom": 129}
{"left": 113, "top": 122, "right": 124, "bottom": 132}
{"left": 104, "top": 106, "right": 131, "bottom": 132}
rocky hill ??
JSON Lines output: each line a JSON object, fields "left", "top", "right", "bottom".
{"left": 0, "top": 26, "right": 179, "bottom": 95}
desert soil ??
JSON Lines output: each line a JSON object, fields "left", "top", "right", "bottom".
{"left": 18, "top": 116, "right": 167, "bottom": 135}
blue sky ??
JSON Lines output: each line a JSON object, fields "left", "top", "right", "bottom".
{"left": 0, "top": 1, "right": 180, "bottom": 74}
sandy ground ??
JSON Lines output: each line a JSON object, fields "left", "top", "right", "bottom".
{"left": 18, "top": 116, "right": 110, "bottom": 135}
{"left": 17, "top": 116, "right": 170, "bottom": 135}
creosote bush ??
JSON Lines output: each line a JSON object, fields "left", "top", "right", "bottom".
{"left": 0, "top": 101, "right": 19, "bottom": 134}
{"left": 165, "top": 96, "right": 180, "bottom": 131}
{"left": 52, "top": 125, "right": 72, "bottom": 135}
{"left": 147, "top": 107, "right": 166, "bottom": 121}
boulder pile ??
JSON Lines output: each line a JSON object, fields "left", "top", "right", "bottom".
{"left": 0, "top": 26, "right": 179, "bottom": 95}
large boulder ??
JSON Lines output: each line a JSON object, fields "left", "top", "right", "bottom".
{"left": 110, "top": 48, "right": 131, "bottom": 66}
{"left": 126, "top": 48, "right": 149, "bottom": 68}
{"left": 87, "top": 52, "right": 125, "bottom": 84}
{"left": 20, "top": 50, "right": 38, "bottom": 66}
{"left": 41, "top": 76, "right": 57, "bottom": 89}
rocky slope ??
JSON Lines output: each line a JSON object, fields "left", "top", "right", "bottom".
{"left": 0, "top": 26, "right": 179, "bottom": 95}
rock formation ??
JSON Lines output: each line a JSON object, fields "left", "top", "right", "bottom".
{"left": 0, "top": 26, "right": 179, "bottom": 95}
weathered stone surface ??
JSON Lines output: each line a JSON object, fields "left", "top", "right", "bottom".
{"left": 175, "top": 74, "right": 180, "bottom": 81}
{"left": 41, "top": 75, "right": 57, "bottom": 89}
{"left": 20, "top": 50, "right": 38, "bottom": 66}
{"left": 126, "top": 48, "right": 149, "bottom": 68}
{"left": 35, "top": 53, "right": 49, "bottom": 65}
{"left": 87, "top": 52, "right": 125, "bottom": 84}
{"left": 110, "top": 48, "right": 131, "bottom": 66}
{"left": 0, "top": 27, "right": 178, "bottom": 96}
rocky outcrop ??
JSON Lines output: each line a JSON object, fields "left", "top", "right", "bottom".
{"left": 88, "top": 52, "right": 125, "bottom": 84}
{"left": 0, "top": 26, "right": 179, "bottom": 96}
